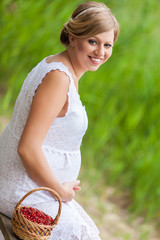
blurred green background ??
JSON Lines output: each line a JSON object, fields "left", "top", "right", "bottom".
{"left": 0, "top": 0, "right": 160, "bottom": 224}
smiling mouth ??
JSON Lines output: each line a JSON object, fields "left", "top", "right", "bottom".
{"left": 88, "top": 56, "right": 102, "bottom": 63}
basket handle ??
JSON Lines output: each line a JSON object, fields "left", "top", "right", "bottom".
{"left": 15, "top": 187, "right": 62, "bottom": 224}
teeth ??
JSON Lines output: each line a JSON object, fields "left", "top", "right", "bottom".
{"left": 91, "top": 57, "right": 101, "bottom": 62}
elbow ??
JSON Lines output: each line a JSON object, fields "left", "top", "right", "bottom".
{"left": 17, "top": 140, "right": 37, "bottom": 160}
{"left": 17, "top": 141, "right": 38, "bottom": 174}
{"left": 17, "top": 141, "right": 26, "bottom": 159}
{"left": 17, "top": 142, "right": 30, "bottom": 168}
{"left": 17, "top": 141, "right": 41, "bottom": 160}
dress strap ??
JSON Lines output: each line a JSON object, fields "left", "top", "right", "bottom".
{"left": 32, "top": 57, "right": 74, "bottom": 96}
{"left": 42, "top": 57, "right": 74, "bottom": 86}
{"left": 30, "top": 57, "right": 76, "bottom": 118}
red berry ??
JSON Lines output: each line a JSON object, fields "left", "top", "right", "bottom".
{"left": 20, "top": 207, "right": 53, "bottom": 225}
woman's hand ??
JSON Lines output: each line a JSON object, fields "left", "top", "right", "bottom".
{"left": 58, "top": 180, "right": 81, "bottom": 202}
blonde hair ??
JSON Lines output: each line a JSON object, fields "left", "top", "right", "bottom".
{"left": 60, "top": 1, "right": 119, "bottom": 47}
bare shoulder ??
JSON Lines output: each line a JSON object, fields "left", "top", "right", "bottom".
{"left": 44, "top": 69, "right": 70, "bottom": 84}
{"left": 37, "top": 69, "right": 70, "bottom": 95}
{"left": 33, "top": 69, "right": 70, "bottom": 112}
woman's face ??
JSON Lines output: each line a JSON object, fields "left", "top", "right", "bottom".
{"left": 70, "top": 30, "right": 114, "bottom": 74}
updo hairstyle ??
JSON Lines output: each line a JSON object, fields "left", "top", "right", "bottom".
{"left": 60, "top": 1, "right": 119, "bottom": 47}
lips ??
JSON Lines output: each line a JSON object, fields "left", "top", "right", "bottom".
{"left": 88, "top": 56, "right": 102, "bottom": 64}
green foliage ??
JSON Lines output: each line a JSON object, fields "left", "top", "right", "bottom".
{"left": 0, "top": 0, "right": 160, "bottom": 222}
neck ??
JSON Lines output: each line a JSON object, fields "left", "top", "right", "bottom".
{"left": 65, "top": 48, "right": 86, "bottom": 82}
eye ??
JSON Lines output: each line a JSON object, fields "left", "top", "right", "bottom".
{"left": 104, "top": 43, "right": 112, "bottom": 48}
{"left": 88, "top": 39, "right": 97, "bottom": 45}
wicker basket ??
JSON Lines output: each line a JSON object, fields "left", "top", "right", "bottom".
{"left": 11, "top": 187, "right": 62, "bottom": 240}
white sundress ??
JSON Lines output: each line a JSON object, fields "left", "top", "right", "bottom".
{"left": 0, "top": 56, "right": 101, "bottom": 240}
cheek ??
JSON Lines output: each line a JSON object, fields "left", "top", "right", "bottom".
{"left": 103, "top": 49, "right": 113, "bottom": 64}
{"left": 76, "top": 41, "right": 90, "bottom": 54}
{"left": 76, "top": 41, "right": 84, "bottom": 52}
{"left": 107, "top": 49, "right": 113, "bottom": 58}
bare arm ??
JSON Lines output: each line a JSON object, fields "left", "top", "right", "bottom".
{"left": 18, "top": 70, "right": 80, "bottom": 201}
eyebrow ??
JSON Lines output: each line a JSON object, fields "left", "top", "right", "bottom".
{"left": 92, "top": 36, "right": 113, "bottom": 45}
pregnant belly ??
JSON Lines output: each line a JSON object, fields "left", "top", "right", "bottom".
{"left": 42, "top": 145, "right": 81, "bottom": 183}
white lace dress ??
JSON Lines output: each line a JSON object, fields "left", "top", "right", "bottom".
{"left": 0, "top": 56, "right": 101, "bottom": 240}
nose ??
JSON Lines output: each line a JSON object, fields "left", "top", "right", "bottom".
{"left": 95, "top": 45, "right": 105, "bottom": 57}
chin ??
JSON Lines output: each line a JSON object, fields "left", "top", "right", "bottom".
{"left": 89, "top": 69, "right": 98, "bottom": 72}
{"left": 89, "top": 66, "right": 101, "bottom": 72}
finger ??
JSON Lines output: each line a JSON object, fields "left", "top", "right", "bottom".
{"left": 73, "top": 186, "right": 81, "bottom": 191}
{"left": 73, "top": 180, "right": 80, "bottom": 186}
{"left": 63, "top": 200, "right": 70, "bottom": 203}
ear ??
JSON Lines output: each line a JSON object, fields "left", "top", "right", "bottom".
{"left": 69, "top": 34, "right": 76, "bottom": 47}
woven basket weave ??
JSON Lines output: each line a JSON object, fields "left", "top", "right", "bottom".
{"left": 11, "top": 187, "right": 62, "bottom": 240}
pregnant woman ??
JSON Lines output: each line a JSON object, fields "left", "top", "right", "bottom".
{"left": 0, "top": 1, "right": 119, "bottom": 239}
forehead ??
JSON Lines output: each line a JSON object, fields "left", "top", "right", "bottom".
{"left": 93, "top": 30, "right": 114, "bottom": 42}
